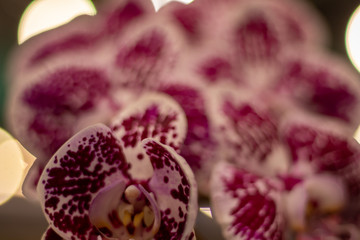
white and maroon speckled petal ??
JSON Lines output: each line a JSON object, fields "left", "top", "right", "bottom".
{"left": 160, "top": 82, "right": 219, "bottom": 195}
{"left": 109, "top": 13, "right": 185, "bottom": 89}
{"left": 143, "top": 139, "right": 198, "bottom": 240}
{"left": 280, "top": 111, "right": 360, "bottom": 196}
{"left": 207, "top": 86, "right": 290, "bottom": 176}
{"left": 8, "top": 53, "right": 118, "bottom": 196}
{"left": 157, "top": 1, "right": 216, "bottom": 46}
{"left": 274, "top": 50, "right": 360, "bottom": 129}
{"left": 37, "top": 124, "right": 130, "bottom": 240}
{"left": 210, "top": 162, "right": 284, "bottom": 240}
{"left": 110, "top": 93, "right": 187, "bottom": 180}
{"left": 97, "top": 0, "right": 155, "bottom": 36}
{"left": 7, "top": 15, "right": 101, "bottom": 85}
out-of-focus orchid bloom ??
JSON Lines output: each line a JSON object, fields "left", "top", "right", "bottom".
{"left": 211, "top": 162, "right": 285, "bottom": 240}
{"left": 206, "top": 86, "right": 290, "bottom": 176}
{"left": 273, "top": 50, "right": 360, "bottom": 129}
{"left": 37, "top": 94, "right": 197, "bottom": 240}
{"left": 210, "top": 108, "right": 360, "bottom": 239}
{"left": 0, "top": 128, "right": 35, "bottom": 205}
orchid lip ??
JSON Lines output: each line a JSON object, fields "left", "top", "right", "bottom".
{"left": 89, "top": 181, "right": 160, "bottom": 240}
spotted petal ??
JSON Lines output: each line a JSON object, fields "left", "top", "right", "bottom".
{"left": 210, "top": 162, "right": 284, "bottom": 240}
{"left": 110, "top": 14, "right": 184, "bottom": 89}
{"left": 274, "top": 50, "right": 360, "bottom": 128}
{"left": 37, "top": 123, "right": 130, "bottom": 240}
{"left": 280, "top": 111, "right": 360, "bottom": 195}
{"left": 160, "top": 82, "right": 219, "bottom": 195}
{"left": 110, "top": 93, "right": 187, "bottom": 180}
{"left": 207, "top": 86, "right": 290, "bottom": 176}
{"left": 143, "top": 139, "right": 198, "bottom": 240}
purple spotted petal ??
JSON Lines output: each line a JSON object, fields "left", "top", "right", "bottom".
{"left": 160, "top": 83, "right": 219, "bottom": 195}
{"left": 280, "top": 111, "right": 360, "bottom": 195}
{"left": 37, "top": 124, "right": 130, "bottom": 240}
{"left": 274, "top": 50, "right": 360, "bottom": 128}
{"left": 207, "top": 86, "right": 290, "bottom": 176}
{"left": 158, "top": 1, "right": 210, "bottom": 45}
{"left": 8, "top": 58, "right": 117, "bottom": 194}
{"left": 26, "top": 16, "right": 101, "bottom": 68}
{"left": 98, "top": 0, "right": 154, "bottom": 36}
{"left": 7, "top": 15, "right": 100, "bottom": 83}
{"left": 143, "top": 139, "right": 198, "bottom": 240}
{"left": 110, "top": 93, "right": 187, "bottom": 180}
{"left": 110, "top": 16, "right": 184, "bottom": 89}
{"left": 210, "top": 162, "right": 284, "bottom": 240}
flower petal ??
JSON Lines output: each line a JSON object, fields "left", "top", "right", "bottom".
{"left": 210, "top": 162, "right": 284, "bottom": 240}
{"left": 280, "top": 111, "right": 360, "bottom": 195}
{"left": 160, "top": 83, "right": 219, "bottom": 195}
{"left": 98, "top": 0, "right": 155, "bottom": 36}
{"left": 274, "top": 50, "right": 360, "bottom": 128}
{"left": 37, "top": 123, "right": 130, "bottom": 240}
{"left": 111, "top": 93, "right": 187, "bottom": 180}
{"left": 143, "top": 139, "right": 198, "bottom": 240}
{"left": 8, "top": 56, "right": 117, "bottom": 195}
{"left": 207, "top": 86, "right": 290, "bottom": 176}
{"left": 110, "top": 14, "right": 185, "bottom": 89}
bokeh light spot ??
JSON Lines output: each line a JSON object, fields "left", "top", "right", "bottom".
{"left": 346, "top": 5, "right": 360, "bottom": 73}
{"left": 18, "top": 0, "right": 96, "bottom": 44}
{"left": 152, "top": 0, "right": 194, "bottom": 11}
{"left": 0, "top": 129, "right": 26, "bottom": 205}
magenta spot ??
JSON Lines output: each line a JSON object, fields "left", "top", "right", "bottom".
{"left": 137, "top": 153, "right": 144, "bottom": 160}
{"left": 199, "top": 57, "right": 234, "bottom": 83}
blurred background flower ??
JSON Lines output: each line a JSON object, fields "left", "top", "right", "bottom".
{"left": 1, "top": 0, "right": 360, "bottom": 240}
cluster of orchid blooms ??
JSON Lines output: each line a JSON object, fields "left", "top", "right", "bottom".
{"left": 4, "top": 0, "right": 360, "bottom": 239}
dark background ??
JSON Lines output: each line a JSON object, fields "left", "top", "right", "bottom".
{"left": 0, "top": 0, "right": 359, "bottom": 239}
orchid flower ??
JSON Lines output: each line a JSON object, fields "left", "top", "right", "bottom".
{"left": 37, "top": 93, "right": 197, "bottom": 240}
{"left": 272, "top": 50, "right": 360, "bottom": 129}
{"left": 210, "top": 102, "right": 360, "bottom": 239}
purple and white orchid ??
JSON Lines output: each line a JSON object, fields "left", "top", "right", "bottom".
{"left": 37, "top": 93, "right": 197, "bottom": 240}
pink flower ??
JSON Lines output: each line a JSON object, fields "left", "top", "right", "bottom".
{"left": 37, "top": 94, "right": 198, "bottom": 240}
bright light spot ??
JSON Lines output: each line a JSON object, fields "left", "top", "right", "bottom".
{"left": 346, "top": 5, "right": 360, "bottom": 72}
{"left": 0, "top": 129, "right": 36, "bottom": 205}
{"left": 354, "top": 125, "right": 360, "bottom": 143}
{"left": 151, "top": 0, "right": 194, "bottom": 11}
{"left": 200, "top": 207, "right": 213, "bottom": 218}
{"left": 18, "top": 0, "right": 96, "bottom": 44}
